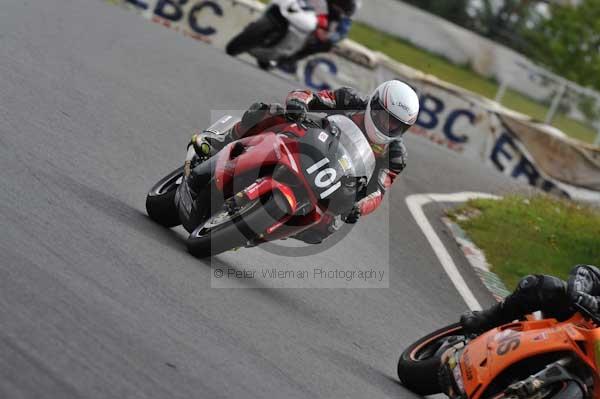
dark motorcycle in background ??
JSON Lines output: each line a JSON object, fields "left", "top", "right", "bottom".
{"left": 145, "top": 114, "right": 375, "bottom": 257}
{"left": 225, "top": 0, "right": 319, "bottom": 70}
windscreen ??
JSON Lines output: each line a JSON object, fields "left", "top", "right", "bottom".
{"left": 326, "top": 114, "right": 376, "bottom": 183}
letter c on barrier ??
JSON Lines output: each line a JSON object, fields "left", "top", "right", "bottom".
{"left": 304, "top": 58, "right": 337, "bottom": 91}
{"left": 188, "top": 1, "right": 223, "bottom": 36}
{"left": 443, "top": 109, "right": 474, "bottom": 143}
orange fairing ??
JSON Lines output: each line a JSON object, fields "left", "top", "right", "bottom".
{"left": 460, "top": 315, "right": 600, "bottom": 399}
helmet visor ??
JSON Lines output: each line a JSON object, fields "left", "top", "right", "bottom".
{"left": 370, "top": 92, "right": 412, "bottom": 138}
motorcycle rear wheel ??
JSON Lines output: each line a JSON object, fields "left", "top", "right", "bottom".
{"left": 397, "top": 323, "right": 464, "bottom": 395}
{"left": 146, "top": 167, "right": 184, "bottom": 228}
{"left": 186, "top": 192, "right": 289, "bottom": 258}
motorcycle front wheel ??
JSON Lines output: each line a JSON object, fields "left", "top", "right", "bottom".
{"left": 397, "top": 323, "right": 465, "bottom": 395}
{"left": 186, "top": 192, "right": 289, "bottom": 258}
{"left": 146, "top": 167, "right": 184, "bottom": 228}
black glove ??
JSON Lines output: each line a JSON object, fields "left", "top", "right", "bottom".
{"left": 343, "top": 205, "right": 361, "bottom": 224}
{"left": 241, "top": 102, "right": 270, "bottom": 129}
{"left": 285, "top": 98, "right": 308, "bottom": 122}
{"left": 575, "top": 292, "right": 600, "bottom": 314}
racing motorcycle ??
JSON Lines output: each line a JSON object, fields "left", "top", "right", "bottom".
{"left": 225, "top": 0, "right": 319, "bottom": 70}
{"left": 397, "top": 303, "right": 599, "bottom": 398}
{"left": 145, "top": 114, "right": 375, "bottom": 257}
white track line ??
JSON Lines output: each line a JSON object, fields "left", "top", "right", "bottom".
{"left": 406, "top": 192, "right": 500, "bottom": 311}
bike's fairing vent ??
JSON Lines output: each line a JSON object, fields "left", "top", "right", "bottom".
{"left": 273, "top": 164, "right": 304, "bottom": 188}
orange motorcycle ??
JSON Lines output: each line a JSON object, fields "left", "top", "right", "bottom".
{"left": 397, "top": 304, "right": 599, "bottom": 398}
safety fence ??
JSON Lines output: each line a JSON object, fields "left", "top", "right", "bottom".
{"left": 106, "top": 0, "right": 600, "bottom": 202}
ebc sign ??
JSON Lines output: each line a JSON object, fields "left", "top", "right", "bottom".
{"left": 415, "top": 93, "right": 476, "bottom": 145}
{"left": 126, "top": 0, "right": 223, "bottom": 36}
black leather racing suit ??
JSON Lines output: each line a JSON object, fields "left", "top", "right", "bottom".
{"left": 461, "top": 264, "right": 600, "bottom": 333}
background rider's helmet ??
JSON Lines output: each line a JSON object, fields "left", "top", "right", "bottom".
{"left": 364, "top": 80, "right": 420, "bottom": 145}
{"left": 327, "top": 0, "right": 360, "bottom": 17}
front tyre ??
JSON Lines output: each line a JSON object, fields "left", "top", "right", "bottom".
{"left": 186, "top": 192, "right": 289, "bottom": 258}
{"left": 146, "top": 167, "right": 183, "bottom": 228}
{"left": 397, "top": 323, "right": 464, "bottom": 395}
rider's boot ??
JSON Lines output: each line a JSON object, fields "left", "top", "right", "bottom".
{"left": 189, "top": 129, "right": 233, "bottom": 162}
{"left": 277, "top": 56, "right": 299, "bottom": 75}
{"left": 460, "top": 302, "right": 509, "bottom": 335}
{"left": 460, "top": 275, "right": 568, "bottom": 334}
{"left": 185, "top": 128, "right": 234, "bottom": 200}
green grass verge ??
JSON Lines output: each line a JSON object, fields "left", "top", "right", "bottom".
{"left": 348, "top": 22, "right": 598, "bottom": 144}
{"left": 448, "top": 195, "right": 600, "bottom": 290}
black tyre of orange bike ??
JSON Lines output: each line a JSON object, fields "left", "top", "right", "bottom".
{"left": 397, "top": 323, "right": 464, "bottom": 395}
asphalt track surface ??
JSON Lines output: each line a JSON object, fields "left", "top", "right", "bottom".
{"left": 0, "top": 1, "right": 524, "bottom": 398}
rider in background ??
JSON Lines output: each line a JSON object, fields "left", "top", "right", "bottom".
{"left": 278, "top": 0, "right": 360, "bottom": 73}
{"left": 189, "top": 80, "right": 419, "bottom": 244}
{"left": 461, "top": 264, "right": 600, "bottom": 334}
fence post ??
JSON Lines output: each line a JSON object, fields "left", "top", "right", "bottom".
{"left": 495, "top": 81, "right": 508, "bottom": 104}
{"left": 545, "top": 82, "right": 567, "bottom": 124}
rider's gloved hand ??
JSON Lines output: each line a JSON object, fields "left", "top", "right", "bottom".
{"left": 343, "top": 205, "right": 361, "bottom": 224}
{"left": 285, "top": 98, "right": 308, "bottom": 122}
{"left": 567, "top": 265, "right": 600, "bottom": 314}
{"left": 575, "top": 292, "right": 600, "bottom": 314}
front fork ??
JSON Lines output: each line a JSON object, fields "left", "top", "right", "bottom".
{"left": 439, "top": 344, "right": 469, "bottom": 399}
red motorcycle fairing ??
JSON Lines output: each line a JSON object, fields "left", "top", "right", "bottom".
{"left": 214, "top": 133, "right": 280, "bottom": 192}
{"left": 243, "top": 177, "right": 298, "bottom": 214}
{"left": 212, "top": 130, "right": 325, "bottom": 237}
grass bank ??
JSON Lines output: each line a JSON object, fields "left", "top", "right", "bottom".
{"left": 448, "top": 195, "right": 600, "bottom": 290}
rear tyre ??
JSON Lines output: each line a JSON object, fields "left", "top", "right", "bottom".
{"left": 397, "top": 323, "right": 464, "bottom": 395}
{"left": 146, "top": 167, "right": 183, "bottom": 228}
{"left": 186, "top": 192, "right": 289, "bottom": 258}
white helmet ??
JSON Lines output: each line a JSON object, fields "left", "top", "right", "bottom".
{"left": 364, "top": 80, "right": 419, "bottom": 145}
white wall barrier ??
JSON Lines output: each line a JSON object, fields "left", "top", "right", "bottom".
{"left": 106, "top": 0, "right": 600, "bottom": 202}
{"left": 355, "top": 0, "right": 559, "bottom": 102}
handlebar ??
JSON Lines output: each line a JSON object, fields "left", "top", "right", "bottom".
{"left": 573, "top": 302, "right": 600, "bottom": 326}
